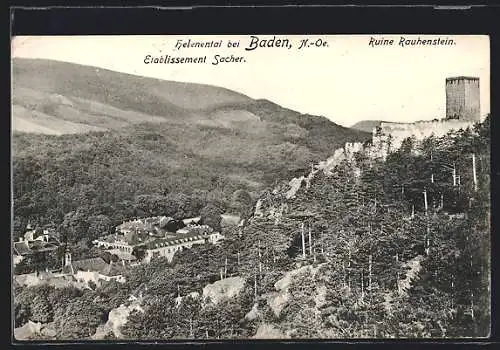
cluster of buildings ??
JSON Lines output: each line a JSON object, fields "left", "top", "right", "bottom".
{"left": 93, "top": 215, "right": 224, "bottom": 263}
{"left": 13, "top": 215, "right": 225, "bottom": 288}
{"left": 13, "top": 225, "right": 60, "bottom": 265}
{"left": 13, "top": 255, "right": 127, "bottom": 289}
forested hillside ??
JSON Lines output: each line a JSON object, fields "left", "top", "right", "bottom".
{"left": 14, "top": 116, "right": 490, "bottom": 339}
{"left": 12, "top": 59, "right": 368, "bottom": 246}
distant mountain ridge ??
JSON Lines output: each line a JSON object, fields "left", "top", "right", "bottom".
{"left": 12, "top": 58, "right": 252, "bottom": 134}
{"left": 350, "top": 120, "right": 385, "bottom": 133}
{"left": 12, "top": 59, "right": 369, "bottom": 144}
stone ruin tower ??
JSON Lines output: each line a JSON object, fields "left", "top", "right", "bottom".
{"left": 445, "top": 76, "right": 480, "bottom": 122}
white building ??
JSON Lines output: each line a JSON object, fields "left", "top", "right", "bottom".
{"left": 143, "top": 231, "right": 224, "bottom": 263}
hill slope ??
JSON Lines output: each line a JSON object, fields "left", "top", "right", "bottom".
{"left": 11, "top": 58, "right": 369, "bottom": 239}
{"left": 12, "top": 58, "right": 253, "bottom": 134}
{"left": 12, "top": 58, "right": 368, "bottom": 142}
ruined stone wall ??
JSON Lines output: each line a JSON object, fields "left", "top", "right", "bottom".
{"left": 373, "top": 119, "right": 475, "bottom": 151}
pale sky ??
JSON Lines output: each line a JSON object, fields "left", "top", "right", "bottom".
{"left": 12, "top": 35, "right": 490, "bottom": 127}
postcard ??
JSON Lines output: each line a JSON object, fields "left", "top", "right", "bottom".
{"left": 11, "top": 34, "right": 490, "bottom": 340}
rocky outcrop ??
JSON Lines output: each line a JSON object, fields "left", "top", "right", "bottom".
{"left": 253, "top": 323, "right": 290, "bottom": 339}
{"left": 285, "top": 177, "right": 305, "bottom": 199}
{"left": 382, "top": 254, "right": 425, "bottom": 315}
{"left": 14, "top": 321, "right": 42, "bottom": 341}
{"left": 244, "top": 303, "right": 261, "bottom": 322}
{"left": 92, "top": 298, "right": 144, "bottom": 340}
{"left": 202, "top": 276, "right": 245, "bottom": 305}
{"left": 266, "top": 264, "right": 324, "bottom": 318}
{"left": 397, "top": 255, "right": 424, "bottom": 297}
{"left": 14, "top": 321, "right": 57, "bottom": 341}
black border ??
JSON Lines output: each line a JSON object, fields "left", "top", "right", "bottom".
{"left": 8, "top": 6, "right": 500, "bottom": 35}
{"left": 7, "top": 4, "right": 500, "bottom": 350}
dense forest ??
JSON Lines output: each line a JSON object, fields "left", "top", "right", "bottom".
{"left": 13, "top": 116, "right": 491, "bottom": 339}
{"left": 12, "top": 118, "right": 366, "bottom": 242}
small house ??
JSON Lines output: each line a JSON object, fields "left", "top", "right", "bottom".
{"left": 62, "top": 253, "right": 126, "bottom": 285}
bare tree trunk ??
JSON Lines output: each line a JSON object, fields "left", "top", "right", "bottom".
{"left": 258, "top": 240, "right": 262, "bottom": 273}
{"left": 301, "top": 222, "right": 306, "bottom": 259}
{"left": 423, "top": 190, "right": 428, "bottom": 214}
{"left": 453, "top": 164, "right": 457, "bottom": 186}
{"left": 451, "top": 274, "right": 455, "bottom": 310}
{"left": 342, "top": 260, "right": 347, "bottom": 288}
{"left": 472, "top": 153, "right": 478, "bottom": 192}
{"left": 368, "top": 254, "right": 373, "bottom": 302}
{"left": 425, "top": 224, "right": 430, "bottom": 256}
{"left": 348, "top": 249, "right": 351, "bottom": 292}
{"left": 308, "top": 224, "right": 313, "bottom": 256}
{"left": 224, "top": 257, "right": 228, "bottom": 279}
{"left": 254, "top": 268, "right": 258, "bottom": 299}
{"left": 361, "top": 269, "right": 364, "bottom": 301}
{"left": 470, "top": 291, "right": 475, "bottom": 320}
{"left": 396, "top": 253, "right": 400, "bottom": 294}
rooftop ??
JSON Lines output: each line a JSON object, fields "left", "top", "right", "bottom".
{"left": 63, "top": 257, "right": 126, "bottom": 277}
{"left": 141, "top": 231, "right": 210, "bottom": 250}
{"left": 96, "top": 234, "right": 134, "bottom": 244}
{"left": 13, "top": 240, "right": 59, "bottom": 256}
{"left": 103, "top": 262, "right": 127, "bottom": 276}
{"left": 66, "top": 257, "right": 109, "bottom": 275}
{"left": 117, "top": 216, "right": 173, "bottom": 231}
{"left": 106, "top": 248, "right": 137, "bottom": 261}
{"left": 96, "top": 224, "right": 214, "bottom": 247}
{"left": 14, "top": 241, "right": 31, "bottom": 255}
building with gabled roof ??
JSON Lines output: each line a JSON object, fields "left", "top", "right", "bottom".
{"left": 140, "top": 230, "right": 224, "bottom": 263}
{"left": 13, "top": 269, "right": 76, "bottom": 289}
{"left": 14, "top": 228, "right": 60, "bottom": 257}
{"left": 105, "top": 248, "right": 137, "bottom": 262}
{"left": 62, "top": 256, "right": 110, "bottom": 275}
{"left": 61, "top": 253, "right": 126, "bottom": 285}
{"left": 13, "top": 240, "right": 32, "bottom": 256}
